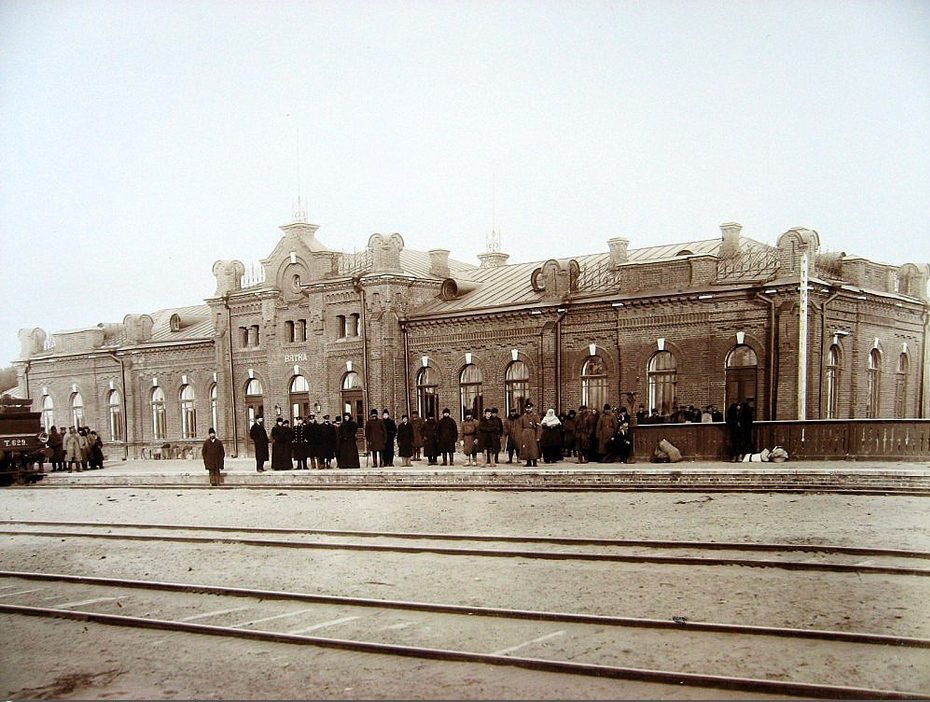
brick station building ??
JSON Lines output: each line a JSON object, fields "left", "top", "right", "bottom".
{"left": 12, "top": 218, "right": 930, "bottom": 459}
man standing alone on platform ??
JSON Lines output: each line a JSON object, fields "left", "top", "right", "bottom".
{"left": 202, "top": 428, "right": 225, "bottom": 486}
{"left": 249, "top": 416, "right": 268, "bottom": 473}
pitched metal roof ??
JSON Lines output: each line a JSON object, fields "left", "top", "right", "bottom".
{"left": 410, "top": 237, "right": 774, "bottom": 316}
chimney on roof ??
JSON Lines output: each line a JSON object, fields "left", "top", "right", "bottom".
{"left": 720, "top": 222, "right": 742, "bottom": 258}
{"left": 608, "top": 238, "right": 629, "bottom": 269}
{"left": 478, "top": 251, "right": 509, "bottom": 268}
{"left": 428, "top": 249, "right": 450, "bottom": 278}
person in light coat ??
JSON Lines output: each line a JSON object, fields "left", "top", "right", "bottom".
{"left": 515, "top": 402, "right": 541, "bottom": 467}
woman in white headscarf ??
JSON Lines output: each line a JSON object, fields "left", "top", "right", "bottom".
{"left": 539, "top": 408, "right": 563, "bottom": 464}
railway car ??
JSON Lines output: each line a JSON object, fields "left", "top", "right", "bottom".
{"left": 0, "top": 396, "right": 47, "bottom": 485}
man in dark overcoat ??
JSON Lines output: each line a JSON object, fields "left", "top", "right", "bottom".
{"left": 381, "top": 410, "right": 397, "bottom": 467}
{"left": 292, "top": 416, "right": 310, "bottom": 470}
{"left": 320, "top": 415, "right": 337, "bottom": 468}
{"left": 437, "top": 408, "right": 458, "bottom": 466}
{"left": 410, "top": 410, "right": 425, "bottom": 461}
{"left": 365, "top": 409, "right": 386, "bottom": 467}
{"left": 307, "top": 414, "right": 322, "bottom": 469}
{"left": 249, "top": 417, "right": 268, "bottom": 472}
{"left": 202, "top": 428, "right": 225, "bottom": 486}
{"left": 271, "top": 417, "right": 292, "bottom": 470}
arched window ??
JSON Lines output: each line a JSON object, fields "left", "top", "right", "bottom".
{"left": 416, "top": 366, "right": 439, "bottom": 419}
{"left": 581, "top": 356, "right": 608, "bottom": 411}
{"left": 209, "top": 383, "right": 218, "bottom": 435}
{"left": 866, "top": 349, "right": 882, "bottom": 419}
{"left": 245, "top": 378, "right": 263, "bottom": 396}
{"left": 151, "top": 387, "right": 166, "bottom": 440}
{"left": 41, "top": 395, "right": 54, "bottom": 432}
{"left": 647, "top": 351, "right": 677, "bottom": 417}
{"left": 895, "top": 352, "right": 909, "bottom": 418}
{"left": 70, "top": 392, "right": 85, "bottom": 429}
{"left": 505, "top": 360, "right": 529, "bottom": 415}
{"left": 289, "top": 375, "right": 310, "bottom": 420}
{"left": 108, "top": 390, "right": 123, "bottom": 442}
{"left": 459, "top": 364, "right": 483, "bottom": 420}
{"left": 179, "top": 385, "right": 197, "bottom": 439}
{"left": 342, "top": 371, "right": 361, "bottom": 390}
{"left": 825, "top": 345, "right": 840, "bottom": 419}
{"left": 725, "top": 344, "right": 758, "bottom": 412}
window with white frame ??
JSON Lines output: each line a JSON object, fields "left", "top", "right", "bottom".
{"left": 151, "top": 386, "right": 167, "bottom": 440}
{"left": 179, "top": 384, "right": 197, "bottom": 439}
{"left": 647, "top": 351, "right": 677, "bottom": 417}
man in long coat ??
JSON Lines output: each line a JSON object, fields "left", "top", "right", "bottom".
{"left": 410, "top": 410, "right": 425, "bottom": 461}
{"left": 271, "top": 417, "right": 291, "bottom": 470}
{"left": 575, "top": 405, "right": 595, "bottom": 463}
{"left": 320, "top": 415, "right": 337, "bottom": 468}
{"left": 437, "top": 408, "right": 458, "bottom": 466}
{"left": 249, "top": 417, "right": 268, "bottom": 472}
{"left": 202, "top": 428, "right": 225, "bottom": 486}
{"left": 381, "top": 410, "right": 397, "bottom": 467}
{"left": 365, "top": 410, "right": 386, "bottom": 467}
{"left": 595, "top": 404, "right": 619, "bottom": 461}
{"left": 515, "top": 401, "right": 541, "bottom": 467}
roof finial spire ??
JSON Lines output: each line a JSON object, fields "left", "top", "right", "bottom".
{"left": 292, "top": 121, "right": 308, "bottom": 223}
{"left": 487, "top": 173, "right": 500, "bottom": 252}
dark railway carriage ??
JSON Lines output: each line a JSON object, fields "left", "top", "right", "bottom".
{"left": 0, "top": 397, "right": 47, "bottom": 485}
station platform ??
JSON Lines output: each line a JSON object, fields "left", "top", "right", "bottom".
{"left": 27, "top": 456, "right": 930, "bottom": 492}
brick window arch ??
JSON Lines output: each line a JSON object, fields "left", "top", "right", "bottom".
{"left": 505, "top": 361, "right": 529, "bottom": 416}
{"left": 581, "top": 356, "right": 608, "bottom": 411}
{"left": 179, "top": 385, "right": 197, "bottom": 439}
{"left": 825, "top": 345, "right": 840, "bottom": 419}
{"left": 866, "top": 349, "right": 882, "bottom": 418}
{"left": 289, "top": 375, "right": 310, "bottom": 420}
{"left": 151, "top": 387, "right": 166, "bottom": 441}
{"left": 70, "top": 392, "right": 85, "bottom": 429}
{"left": 895, "top": 352, "right": 909, "bottom": 418}
{"left": 416, "top": 366, "right": 439, "bottom": 420}
{"left": 459, "top": 364, "right": 483, "bottom": 420}
{"left": 108, "top": 390, "right": 123, "bottom": 442}
{"left": 647, "top": 351, "right": 677, "bottom": 417}
{"left": 41, "top": 394, "right": 55, "bottom": 432}
{"left": 725, "top": 344, "right": 758, "bottom": 411}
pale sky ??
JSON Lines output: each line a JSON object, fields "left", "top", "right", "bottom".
{"left": 1, "top": 0, "right": 928, "bottom": 369}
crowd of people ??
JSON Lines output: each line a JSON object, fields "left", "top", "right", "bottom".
{"left": 43, "top": 425, "right": 106, "bottom": 472}
{"left": 242, "top": 400, "right": 680, "bottom": 470}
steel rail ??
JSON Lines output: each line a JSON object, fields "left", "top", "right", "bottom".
{"left": 2, "top": 569, "right": 927, "bottom": 649}
{"left": 25, "top": 483, "right": 930, "bottom": 496}
{"left": 2, "top": 528, "right": 929, "bottom": 577}
{"left": 3, "top": 519, "right": 929, "bottom": 560}
{"left": 0, "top": 603, "right": 920, "bottom": 700}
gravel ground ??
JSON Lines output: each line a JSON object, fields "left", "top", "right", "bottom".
{"left": 1, "top": 486, "right": 928, "bottom": 699}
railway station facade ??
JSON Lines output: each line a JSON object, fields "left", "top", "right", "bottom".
{"left": 12, "top": 218, "right": 930, "bottom": 459}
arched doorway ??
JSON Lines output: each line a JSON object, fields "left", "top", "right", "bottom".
{"left": 244, "top": 378, "right": 264, "bottom": 454}
{"left": 289, "top": 375, "right": 310, "bottom": 420}
{"left": 725, "top": 345, "right": 758, "bottom": 410}
{"left": 341, "top": 371, "right": 364, "bottom": 421}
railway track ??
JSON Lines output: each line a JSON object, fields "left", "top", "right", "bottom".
{"left": 2, "top": 519, "right": 929, "bottom": 577}
{"left": 25, "top": 480, "right": 930, "bottom": 495}
{"left": 0, "top": 570, "right": 925, "bottom": 699}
